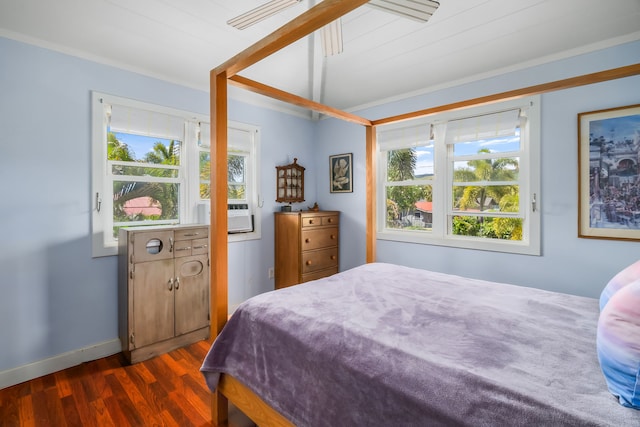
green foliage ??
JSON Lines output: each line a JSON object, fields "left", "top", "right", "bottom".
{"left": 454, "top": 148, "right": 518, "bottom": 212}
{"left": 107, "top": 132, "right": 134, "bottom": 161}
{"left": 386, "top": 148, "right": 431, "bottom": 219}
{"left": 388, "top": 149, "right": 415, "bottom": 181}
{"left": 108, "top": 134, "right": 179, "bottom": 222}
{"left": 386, "top": 199, "right": 400, "bottom": 224}
{"left": 451, "top": 215, "right": 523, "bottom": 240}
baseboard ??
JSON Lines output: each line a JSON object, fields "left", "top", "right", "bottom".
{"left": 0, "top": 339, "right": 122, "bottom": 389}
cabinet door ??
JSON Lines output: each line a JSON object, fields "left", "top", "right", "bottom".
{"left": 132, "top": 259, "right": 175, "bottom": 348}
{"left": 174, "top": 254, "right": 209, "bottom": 336}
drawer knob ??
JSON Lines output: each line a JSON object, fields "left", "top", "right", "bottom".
{"left": 306, "top": 260, "right": 312, "bottom": 265}
{"left": 305, "top": 238, "right": 310, "bottom": 243}
{"left": 327, "top": 218, "right": 333, "bottom": 223}
{"left": 309, "top": 220, "right": 314, "bottom": 224}
{"left": 330, "top": 235, "right": 335, "bottom": 239}
{"left": 330, "top": 255, "right": 336, "bottom": 260}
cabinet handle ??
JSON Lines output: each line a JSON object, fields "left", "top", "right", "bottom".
{"left": 175, "top": 277, "right": 180, "bottom": 290}
{"left": 193, "top": 244, "right": 208, "bottom": 249}
{"left": 168, "top": 278, "right": 174, "bottom": 291}
{"left": 176, "top": 246, "right": 191, "bottom": 251}
{"left": 184, "top": 232, "right": 199, "bottom": 237}
{"left": 306, "top": 260, "right": 312, "bottom": 265}
{"left": 169, "top": 237, "right": 174, "bottom": 252}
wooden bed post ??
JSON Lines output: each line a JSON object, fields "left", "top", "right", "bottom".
{"left": 210, "top": 68, "right": 229, "bottom": 425}
{"left": 208, "top": 3, "right": 371, "bottom": 425}
{"left": 366, "top": 125, "right": 377, "bottom": 263}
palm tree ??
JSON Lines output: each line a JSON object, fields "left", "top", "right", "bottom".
{"left": 386, "top": 148, "right": 430, "bottom": 226}
{"left": 107, "top": 132, "right": 134, "bottom": 161}
{"left": 388, "top": 149, "right": 415, "bottom": 181}
{"left": 452, "top": 148, "right": 522, "bottom": 240}
{"left": 454, "top": 148, "right": 518, "bottom": 212}
{"left": 111, "top": 139, "right": 180, "bottom": 221}
{"left": 145, "top": 140, "right": 178, "bottom": 166}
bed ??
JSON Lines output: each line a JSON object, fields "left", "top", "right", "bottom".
{"left": 201, "top": 262, "right": 640, "bottom": 426}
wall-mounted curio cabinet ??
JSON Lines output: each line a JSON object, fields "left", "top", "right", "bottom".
{"left": 276, "top": 158, "right": 305, "bottom": 203}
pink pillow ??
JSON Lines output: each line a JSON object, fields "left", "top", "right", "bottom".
{"left": 597, "top": 279, "right": 640, "bottom": 409}
{"left": 600, "top": 260, "right": 640, "bottom": 310}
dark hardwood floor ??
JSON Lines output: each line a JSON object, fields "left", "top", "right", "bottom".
{"left": 0, "top": 340, "right": 255, "bottom": 427}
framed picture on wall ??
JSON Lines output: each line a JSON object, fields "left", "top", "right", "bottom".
{"left": 330, "top": 153, "right": 353, "bottom": 193}
{"left": 578, "top": 103, "right": 640, "bottom": 241}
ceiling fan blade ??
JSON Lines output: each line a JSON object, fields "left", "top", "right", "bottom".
{"left": 227, "top": 0, "right": 302, "bottom": 30}
{"left": 368, "top": 0, "right": 440, "bottom": 22}
{"left": 320, "top": 19, "right": 343, "bottom": 56}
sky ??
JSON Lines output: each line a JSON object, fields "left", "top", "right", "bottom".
{"left": 589, "top": 113, "right": 640, "bottom": 142}
{"left": 113, "top": 131, "right": 176, "bottom": 161}
{"left": 414, "top": 135, "right": 520, "bottom": 176}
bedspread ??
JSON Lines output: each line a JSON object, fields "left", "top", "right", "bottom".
{"left": 201, "top": 263, "right": 640, "bottom": 426}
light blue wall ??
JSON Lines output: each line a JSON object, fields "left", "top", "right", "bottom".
{"left": 0, "top": 36, "right": 315, "bottom": 376}
{"left": 1, "top": 33, "right": 639, "bottom": 386}
{"left": 315, "top": 40, "right": 640, "bottom": 299}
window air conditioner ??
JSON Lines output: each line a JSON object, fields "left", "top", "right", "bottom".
{"left": 228, "top": 203, "right": 253, "bottom": 233}
{"left": 197, "top": 202, "right": 253, "bottom": 233}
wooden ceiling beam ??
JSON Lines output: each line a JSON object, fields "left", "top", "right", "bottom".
{"left": 229, "top": 74, "right": 372, "bottom": 126}
{"left": 215, "top": 0, "right": 370, "bottom": 77}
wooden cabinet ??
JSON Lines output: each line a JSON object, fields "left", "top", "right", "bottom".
{"left": 118, "top": 225, "right": 210, "bottom": 364}
{"left": 276, "top": 158, "right": 305, "bottom": 203}
{"left": 274, "top": 211, "right": 339, "bottom": 289}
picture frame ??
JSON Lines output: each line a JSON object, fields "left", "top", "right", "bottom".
{"left": 578, "top": 103, "right": 640, "bottom": 241}
{"left": 330, "top": 153, "right": 353, "bottom": 193}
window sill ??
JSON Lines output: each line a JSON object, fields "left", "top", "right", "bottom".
{"left": 377, "top": 230, "right": 540, "bottom": 256}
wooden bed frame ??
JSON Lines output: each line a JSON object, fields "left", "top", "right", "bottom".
{"left": 207, "top": 1, "right": 640, "bottom": 425}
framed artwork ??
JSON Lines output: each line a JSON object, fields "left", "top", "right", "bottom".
{"left": 578, "top": 103, "right": 640, "bottom": 240}
{"left": 330, "top": 153, "right": 353, "bottom": 193}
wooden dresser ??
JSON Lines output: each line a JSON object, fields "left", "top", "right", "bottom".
{"left": 274, "top": 211, "right": 340, "bottom": 289}
{"left": 118, "top": 225, "right": 210, "bottom": 364}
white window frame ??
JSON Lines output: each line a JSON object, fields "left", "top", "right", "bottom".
{"left": 194, "top": 121, "right": 262, "bottom": 244}
{"left": 376, "top": 96, "right": 541, "bottom": 255}
{"left": 92, "top": 92, "right": 261, "bottom": 257}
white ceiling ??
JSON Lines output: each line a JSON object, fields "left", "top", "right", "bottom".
{"left": 1, "top": 0, "right": 639, "bottom": 116}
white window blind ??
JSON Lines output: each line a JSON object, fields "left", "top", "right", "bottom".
{"left": 110, "top": 104, "right": 185, "bottom": 141}
{"left": 197, "top": 124, "right": 251, "bottom": 152}
{"left": 378, "top": 122, "right": 432, "bottom": 151}
{"left": 445, "top": 109, "right": 521, "bottom": 144}
{"left": 198, "top": 122, "right": 210, "bottom": 148}
{"left": 229, "top": 127, "right": 252, "bottom": 152}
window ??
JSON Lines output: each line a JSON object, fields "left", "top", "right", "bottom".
{"left": 377, "top": 96, "right": 540, "bottom": 255}
{"left": 196, "top": 123, "right": 260, "bottom": 240}
{"left": 92, "top": 92, "right": 260, "bottom": 257}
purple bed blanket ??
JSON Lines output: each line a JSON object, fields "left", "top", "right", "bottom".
{"left": 201, "top": 263, "right": 640, "bottom": 426}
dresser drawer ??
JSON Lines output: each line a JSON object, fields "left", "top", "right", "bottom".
{"left": 191, "top": 238, "right": 209, "bottom": 255}
{"left": 301, "top": 227, "right": 338, "bottom": 250}
{"left": 174, "top": 227, "right": 207, "bottom": 241}
{"left": 301, "top": 215, "right": 322, "bottom": 227}
{"left": 301, "top": 214, "right": 339, "bottom": 228}
{"left": 173, "top": 240, "right": 193, "bottom": 257}
{"left": 302, "top": 247, "right": 338, "bottom": 274}
{"left": 322, "top": 215, "right": 339, "bottom": 226}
